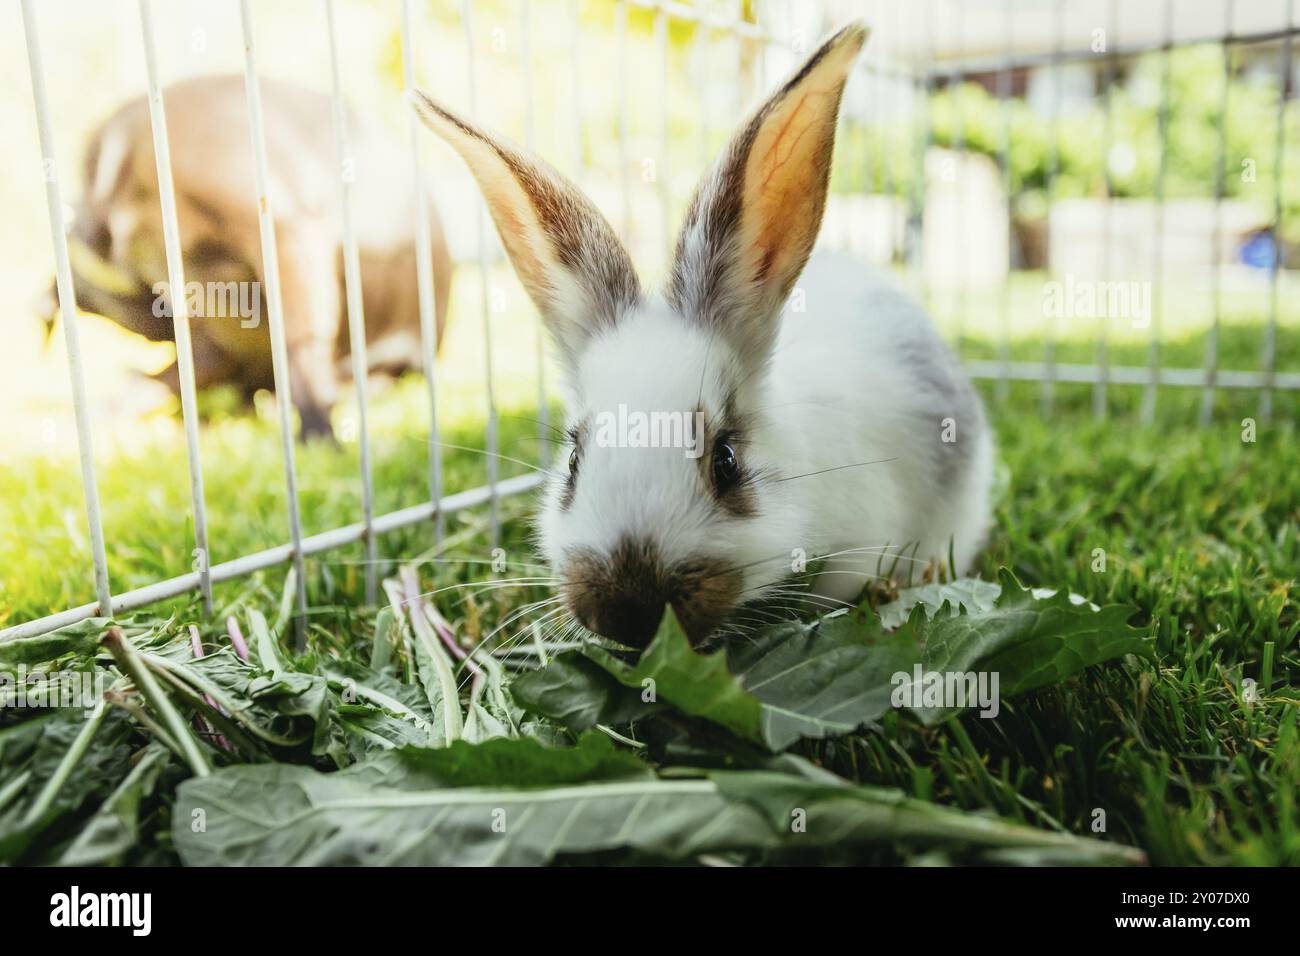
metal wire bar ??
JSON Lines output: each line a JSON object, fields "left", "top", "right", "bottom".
{"left": 1041, "top": 0, "right": 1065, "bottom": 417}
{"left": 1093, "top": 0, "right": 1119, "bottom": 420}
{"left": 1201, "top": 0, "right": 1236, "bottom": 425}
{"left": 18, "top": 0, "right": 113, "bottom": 618}
{"left": 238, "top": 0, "right": 308, "bottom": 641}
{"left": 913, "top": 0, "right": 935, "bottom": 309}
{"left": 137, "top": 0, "right": 213, "bottom": 613}
{"left": 950, "top": 1, "right": 967, "bottom": 346}
{"left": 461, "top": 0, "right": 501, "bottom": 548}
{"left": 693, "top": 15, "right": 710, "bottom": 168}
{"left": 969, "top": 362, "right": 1300, "bottom": 390}
{"left": 399, "top": 0, "right": 445, "bottom": 547}
{"left": 569, "top": 0, "right": 586, "bottom": 183}
{"left": 616, "top": 0, "right": 631, "bottom": 242}
{"left": 934, "top": 24, "right": 1300, "bottom": 78}
{"left": 325, "top": 0, "right": 377, "bottom": 604}
{"left": 901, "top": 2, "right": 922, "bottom": 293}
{"left": 735, "top": 11, "right": 746, "bottom": 142}
{"left": 0, "top": 473, "right": 545, "bottom": 644}
{"left": 877, "top": 1, "right": 896, "bottom": 264}
{"left": 996, "top": 0, "right": 1013, "bottom": 404}
{"left": 519, "top": 0, "right": 550, "bottom": 470}
{"left": 656, "top": 1, "right": 672, "bottom": 251}
{"left": 1260, "top": 0, "right": 1294, "bottom": 422}
{"left": 1141, "top": 0, "right": 1175, "bottom": 425}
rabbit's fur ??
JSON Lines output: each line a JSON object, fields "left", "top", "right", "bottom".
{"left": 414, "top": 22, "right": 993, "bottom": 646}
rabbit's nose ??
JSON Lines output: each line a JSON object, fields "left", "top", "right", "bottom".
{"left": 563, "top": 537, "right": 670, "bottom": 647}
{"left": 594, "top": 594, "right": 666, "bottom": 648}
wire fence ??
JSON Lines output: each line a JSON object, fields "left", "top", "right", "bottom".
{"left": 5, "top": 0, "right": 1297, "bottom": 643}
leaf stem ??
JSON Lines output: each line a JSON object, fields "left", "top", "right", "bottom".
{"left": 398, "top": 568, "right": 464, "bottom": 743}
{"left": 226, "top": 615, "right": 251, "bottom": 661}
{"left": 595, "top": 724, "right": 647, "bottom": 749}
{"left": 247, "top": 608, "right": 286, "bottom": 675}
{"left": 22, "top": 697, "right": 107, "bottom": 825}
{"left": 107, "top": 688, "right": 185, "bottom": 756}
{"left": 0, "top": 769, "right": 32, "bottom": 813}
{"left": 104, "top": 627, "right": 211, "bottom": 777}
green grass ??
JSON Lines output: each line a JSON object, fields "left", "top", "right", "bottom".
{"left": 820, "top": 390, "right": 1300, "bottom": 865}
{"left": 2, "top": 315, "right": 1298, "bottom": 864}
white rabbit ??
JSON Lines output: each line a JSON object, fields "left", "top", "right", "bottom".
{"left": 413, "top": 21, "right": 994, "bottom": 647}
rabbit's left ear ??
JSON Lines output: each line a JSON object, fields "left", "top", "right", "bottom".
{"left": 668, "top": 22, "right": 867, "bottom": 369}
{"left": 411, "top": 90, "right": 639, "bottom": 373}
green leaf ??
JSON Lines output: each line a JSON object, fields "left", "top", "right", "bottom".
{"left": 344, "top": 732, "right": 651, "bottom": 790}
{"left": 520, "top": 570, "right": 1151, "bottom": 749}
{"left": 875, "top": 577, "right": 1098, "bottom": 629}
{"left": 875, "top": 578, "right": 1003, "bottom": 628}
{"left": 581, "top": 609, "right": 763, "bottom": 743}
{"left": 336, "top": 708, "right": 433, "bottom": 754}
{"left": 0, "top": 627, "right": 103, "bottom": 668}
{"left": 251, "top": 669, "right": 340, "bottom": 760}
{"left": 58, "top": 743, "right": 170, "bottom": 865}
{"left": 412, "top": 641, "right": 462, "bottom": 746}
{"left": 894, "top": 569, "right": 1151, "bottom": 723}
{"left": 325, "top": 663, "right": 436, "bottom": 755}
{"left": 457, "top": 657, "right": 520, "bottom": 744}
{"left": 746, "top": 571, "right": 1149, "bottom": 734}
{"left": 174, "top": 766, "right": 754, "bottom": 865}
{"left": 391, "top": 585, "right": 463, "bottom": 746}
{"left": 172, "top": 756, "right": 1142, "bottom": 866}
{"left": 710, "top": 771, "right": 1143, "bottom": 865}
{"left": 511, "top": 652, "right": 662, "bottom": 731}
{"left": 147, "top": 649, "right": 311, "bottom": 749}
{"left": 369, "top": 607, "right": 397, "bottom": 673}
{"left": 0, "top": 708, "right": 136, "bottom": 863}
{"left": 728, "top": 614, "right": 914, "bottom": 749}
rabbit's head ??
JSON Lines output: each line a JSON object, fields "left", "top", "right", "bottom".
{"left": 413, "top": 22, "right": 867, "bottom": 646}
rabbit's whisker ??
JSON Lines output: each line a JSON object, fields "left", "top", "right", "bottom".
{"left": 773, "top": 457, "right": 899, "bottom": 483}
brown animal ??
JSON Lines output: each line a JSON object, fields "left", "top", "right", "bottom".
{"left": 46, "top": 75, "right": 451, "bottom": 440}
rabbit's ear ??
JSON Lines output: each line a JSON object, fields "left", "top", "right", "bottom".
{"left": 668, "top": 22, "right": 867, "bottom": 369}
{"left": 411, "top": 90, "right": 639, "bottom": 370}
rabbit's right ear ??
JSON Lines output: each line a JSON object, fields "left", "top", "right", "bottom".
{"left": 668, "top": 23, "right": 867, "bottom": 371}
{"left": 411, "top": 90, "right": 639, "bottom": 371}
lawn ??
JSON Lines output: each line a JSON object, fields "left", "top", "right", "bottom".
{"left": 1, "top": 283, "right": 1297, "bottom": 865}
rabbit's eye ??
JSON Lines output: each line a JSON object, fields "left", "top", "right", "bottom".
{"left": 712, "top": 440, "right": 739, "bottom": 492}
{"left": 568, "top": 447, "right": 579, "bottom": 477}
